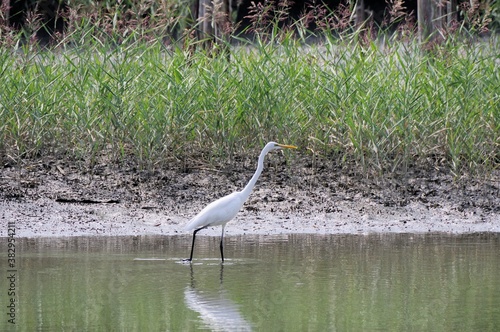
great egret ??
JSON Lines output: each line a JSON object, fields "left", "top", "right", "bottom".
{"left": 183, "top": 141, "right": 297, "bottom": 262}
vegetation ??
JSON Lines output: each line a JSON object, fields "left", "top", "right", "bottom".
{"left": 0, "top": 1, "right": 498, "bottom": 176}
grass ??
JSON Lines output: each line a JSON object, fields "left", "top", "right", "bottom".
{"left": 0, "top": 3, "right": 499, "bottom": 176}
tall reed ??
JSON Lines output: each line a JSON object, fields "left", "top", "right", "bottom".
{"left": 0, "top": 1, "right": 498, "bottom": 176}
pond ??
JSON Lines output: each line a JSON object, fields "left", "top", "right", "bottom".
{"left": 1, "top": 233, "right": 499, "bottom": 331}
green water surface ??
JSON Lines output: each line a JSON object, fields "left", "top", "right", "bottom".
{"left": 1, "top": 233, "right": 499, "bottom": 331}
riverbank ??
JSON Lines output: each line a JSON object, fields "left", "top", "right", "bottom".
{"left": 1, "top": 155, "right": 498, "bottom": 237}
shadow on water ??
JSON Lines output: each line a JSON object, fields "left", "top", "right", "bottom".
{"left": 1, "top": 233, "right": 499, "bottom": 330}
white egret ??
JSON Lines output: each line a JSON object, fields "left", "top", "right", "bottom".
{"left": 183, "top": 141, "right": 297, "bottom": 262}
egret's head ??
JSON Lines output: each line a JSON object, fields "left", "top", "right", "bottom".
{"left": 265, "top": 141, "right": 298, "bottom": 153}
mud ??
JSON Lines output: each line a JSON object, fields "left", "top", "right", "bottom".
{"left": 1, "top": 153, "right": 499, "bottom": 237}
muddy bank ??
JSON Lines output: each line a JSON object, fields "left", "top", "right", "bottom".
{"left": 1, "top": 154, "right": 499, "bottom": 237}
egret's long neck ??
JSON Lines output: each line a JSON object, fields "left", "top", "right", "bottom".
{"left": 240, "top": 150, "right": 267, "bottom": 200}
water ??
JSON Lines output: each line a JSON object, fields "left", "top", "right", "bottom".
{"left": 1, "top": 233, "right": 499, "bottom": 331}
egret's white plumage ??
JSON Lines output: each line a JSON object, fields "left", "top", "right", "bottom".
{"left": 184, "top": 192, "right": 244, "bottom": 232}
{"left": 184, "top": 141, "right": 297, "bottom": 262}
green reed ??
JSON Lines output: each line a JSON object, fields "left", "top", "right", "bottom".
{"left": 0, "top": 24, "right": 498, "bottom": 174}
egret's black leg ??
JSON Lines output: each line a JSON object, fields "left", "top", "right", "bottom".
{"left": 220, "top": 225, "right": 225, "bottom": 262}
{"left": 185, "top": 227, "right": 205, "bottom": 262}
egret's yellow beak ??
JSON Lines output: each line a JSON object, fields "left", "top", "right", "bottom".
{"left": 277, "top": 144, "right": 298, "bottom": 149}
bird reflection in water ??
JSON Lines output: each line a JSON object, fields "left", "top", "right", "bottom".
{"left": 184, "top": 264, "right": 252, "bottom": 331}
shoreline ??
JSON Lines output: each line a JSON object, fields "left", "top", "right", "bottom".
{"left": 1, "top": 156, "right": 499, "bottom": 238}
{"left": 1, "top": 197, "right": 498, "bottom": 238}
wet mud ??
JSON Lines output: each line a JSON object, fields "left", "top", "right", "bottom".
{"left": 1, "top": 154, "right": 499, "bottom": 237}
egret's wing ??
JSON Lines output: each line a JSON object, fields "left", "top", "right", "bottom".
{"left": 184, "top": 192, "right": 245, "bottom": 231}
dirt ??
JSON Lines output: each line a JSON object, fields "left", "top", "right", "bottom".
{"left": 1, "top": 152, "right": 499, "bottom": 238}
